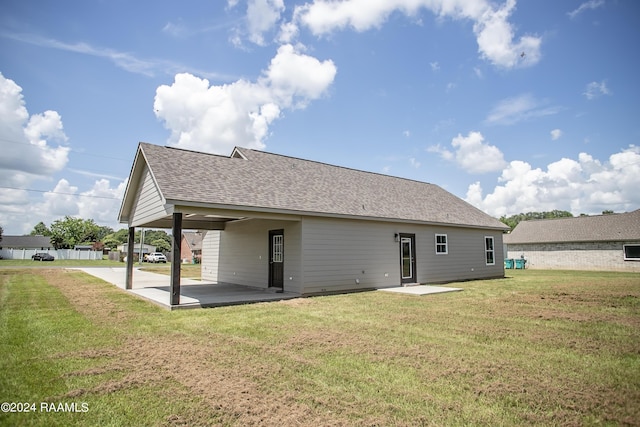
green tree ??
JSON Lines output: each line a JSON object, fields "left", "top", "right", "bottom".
{"left": 0, "top": 225, "right": 3, "bottom": 243}
{"left": 102, "top": 235, "right": 121, "bottom": 250}
{"left": 141, "top": 230, "right": 172, "bottom": 252}
{"left": 500, "top": 210, "right": 574, "bottom": 230}
{"left": 30, "top": 221, "right": 51, "bottom": 236}
{"left": 109, "top": 229, "right": 131, "bottom": 245}
{"left": 95, "top": 225, "right": 114, "bottom": 241}
{"left": 151, "top": 238, "right": 171, "bottom": 253}
{"left": 49, "top": 216, "right": 104, "bottom": 249}
{"left": 602, "top": 210, "right": 615, "bottom": 215}
{"left": 102, "top": 228, "right": 173, "bottom": 251}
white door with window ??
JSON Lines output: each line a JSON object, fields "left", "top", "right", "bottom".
{"left": 400, "top": 234, "right": 416, "bottom": 284}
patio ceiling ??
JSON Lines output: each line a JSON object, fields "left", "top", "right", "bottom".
{"left": 132, "top": 205, "right": 302, "bottom": 231}
{"left": 134, "top": 212, "right": 242, "bottom": 230}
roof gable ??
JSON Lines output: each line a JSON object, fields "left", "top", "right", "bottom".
{"left": 120, "top": 143, "right": 508, "bottom": 230}
{"left": 504, "top": 210, "right": 640, "bottom": 244}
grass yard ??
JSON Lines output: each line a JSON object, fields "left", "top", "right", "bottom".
{"left": 1, "top": 269, "right": 638, "bottom": 426}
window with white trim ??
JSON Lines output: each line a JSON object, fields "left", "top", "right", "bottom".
{"left": 624, "top": 244, "right": 640, "bottom": 261}
{"left": 272, "top": 234, "right": 283, "bottom": 263}
{"left": 485, "top": 236, "right": 495, "bottom": 265}
{"left": 435, "top": 234, "right": 448, "bottom": 254}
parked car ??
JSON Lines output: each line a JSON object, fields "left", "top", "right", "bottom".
{"left": 32, "top": 253, "right": 55, "bottom": 261}
{"left": 146, "top": 252, "right": 167, "bottom": 263}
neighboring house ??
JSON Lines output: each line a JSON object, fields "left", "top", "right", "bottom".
{"left": 504, "top": 210, "right": 640, "bottom": 271}
{"left": 117, "top": 243, "right": 156, "bottom": 257}
{"left": 181, "top": 231, "right": 203, "bottom": 263}
{"left": 118, "top": 143, "right": 508, "bottom": 304}
{"left": 0, "top": 235, "right": 53, "bottom": 250}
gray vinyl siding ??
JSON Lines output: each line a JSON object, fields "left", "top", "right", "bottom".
{"left": 301, "top": 218, "right": 399, "bottom": 294}
{"left": 300, "top": 217, "right": 504, "bottom": 294}
{"left": 420, "top": 228, "right": 505, "bottom": 283}
{"left": 201, "top": 230, "right": 220, "bottom": 282}
{"left": 130, "top": 167, "right": 171, "bottom": 227}
{"left": 206, "top": 219, "right": 303, "bottom": 292}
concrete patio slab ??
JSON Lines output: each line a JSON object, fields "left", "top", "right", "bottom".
{"left": 379, "top": 285, "right": 463, "bottom": 296}
{"left": 72, "top": 267, "right": 299, "bottom": 309}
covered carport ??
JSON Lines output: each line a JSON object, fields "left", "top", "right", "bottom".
{"left": 121, "top": 202, "right": 295, "bottom": 307}
{"left": 122, "top": 209, "right": 235, "bottom": 306}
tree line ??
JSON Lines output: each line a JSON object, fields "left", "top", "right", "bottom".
{"left": 28, "top": 216, "right": 172, "bottom": 252}
{"left": 499, "top": 209, "right": 616, "bottom": 230}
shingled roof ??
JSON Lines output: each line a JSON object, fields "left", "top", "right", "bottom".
{"left": 504, "top": 209, "right": 640, "bottom": 244}
{"left": 120, "top": 143, "right": 508, "bottom": 230}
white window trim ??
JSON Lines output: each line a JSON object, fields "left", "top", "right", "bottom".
{"left": 435, "top": 234, "right": 448, "bottom": 255}
{"left": 623, "top": 244, "right": 640, "bottom": 261}
{"left": 485, "top": 236, "right": 495, "bottom": 265}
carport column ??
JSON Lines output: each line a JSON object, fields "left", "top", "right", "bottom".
{"left": 170, "top": 212, "right": 182, "bottom": 306}
{"left": 125, "top": 227, "right": 135, "bottom": 290}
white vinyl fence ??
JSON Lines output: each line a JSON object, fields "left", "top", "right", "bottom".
{"left": 0, "top": 249, "right": 103, "bottom": 260}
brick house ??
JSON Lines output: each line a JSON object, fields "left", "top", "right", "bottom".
{"left": 504, "top": 209, "right": 640, "bottom": 271}
{"left": 181, "top": 231, "right": 203, "bottom": 263}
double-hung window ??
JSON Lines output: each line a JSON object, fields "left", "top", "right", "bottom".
{"left": 485, "top": 236, "right": 495, "bottom": 265}
{"left": 435, "top": 234, "right": 448, "bottom": 254}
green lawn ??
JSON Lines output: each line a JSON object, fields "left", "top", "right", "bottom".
{"left": 1, "top": 268, "right": 638, "bottom": 426}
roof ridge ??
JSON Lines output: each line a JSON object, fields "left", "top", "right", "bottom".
{"left": 236, "top": 146, "right": 437, "bottom": 187}
{"left": 140, "top": 142, "right": 234, "bottom": 160}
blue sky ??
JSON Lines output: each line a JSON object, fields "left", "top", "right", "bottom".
{"left": 1, "top": 0, "right": 639, "bottom": 234}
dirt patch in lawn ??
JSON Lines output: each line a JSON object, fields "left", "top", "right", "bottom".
{"left": 41, "top": 269, "right": 362, "bottom": 426}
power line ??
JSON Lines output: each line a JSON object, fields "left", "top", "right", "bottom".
{"left": 0, "top": 186, "right": 122, "bottom": 200}
{"left": 0, "top": 136, "right": 132, "bottom": 162}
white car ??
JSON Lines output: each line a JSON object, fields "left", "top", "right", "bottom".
{"left": 146, "top": 252, "right": 167, "bottom": 263}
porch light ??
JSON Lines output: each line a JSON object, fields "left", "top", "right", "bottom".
{"left": 394, "top": 233, "right": 400, "bottom": 242}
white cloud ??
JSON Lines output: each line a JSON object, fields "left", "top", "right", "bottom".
{"left": 247, "top": 0, "right": 285, "bottom": 45}
{"left": 430, "top": 61, "right": 440, "bottom": 71}
{"left": 583, "top": 80, "right": 611, "bottom": 100}
{"left": 409, "top": 157, "right": 421, "bottom": 168}
{"left": 0, "top": 72, "right": 69, "bottom": 185}
{"left": 289, "top": 0, "right": 541, "bottom": 69}
{"left": 278, "top": 21, "right": 299, "bottom": 43}
{"left": 486, "top": 93, "right": 560, "bottom": 125}
{"left": 428, "top": 131, "right": 507, "bottom": 174}
{"left": 473, "top": 0, "right": 542, "bottom": 68}
{"left": 466, "top": 145, "right": 640, "bottom": 217}
{"left": 403, "top": 130, "right": 411, "bottom": 138}
{"left": 229, "top": 0, "right": 286, "bottom": 47}
{"left": 154, "top": 44, "right": 336, "bottom": 154}
{"left": 568, "top": 0, "right": 605, "bottom": 19}
{"left": 550, "top": 128, "right": 562, "bottom": 140}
